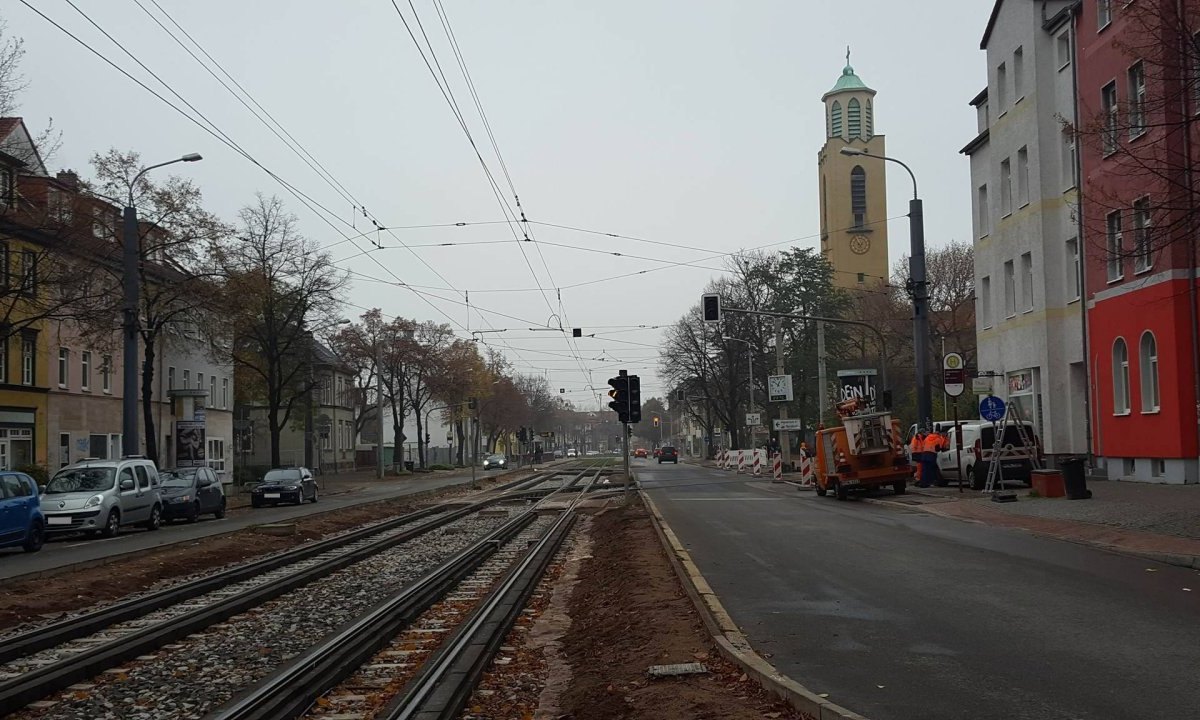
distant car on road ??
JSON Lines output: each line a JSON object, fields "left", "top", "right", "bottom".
{"left": 585, "top": 450, "right": 600, "bottom": 456}
{"left": 251, "top": 467, "right": 317, "bottom": 507}
{"left": 653, "top": 448, "right": 662, "bottom": 458}
{"left": 634, "top": 448, "right": 648, "bottom": 459}
{"left": 552, "top": 449, "right": 564, "bottom": 459}
{"left": 0, "top": 472, "right": 44, "bottom": 553}
{"left": 566, "top": 448, "right": 578, "bottom": 458}
{"left": 483, "top": 453, "right": 507, "bottom": 470}
{"left": 41, "top": 458, "right": 164, "bottom": 537}
{"left": 658, "top": 446, "right": 679, "bottom": 464}
{"left": 159, "top": 467, "right": 226, "bottom": 522}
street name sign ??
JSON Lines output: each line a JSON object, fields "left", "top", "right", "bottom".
{"left": 773, "top": 418, "right": 803, "bottom": 431}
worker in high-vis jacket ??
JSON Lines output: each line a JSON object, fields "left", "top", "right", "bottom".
{"left": 910, "top": 429, "right": 926, "bottom": 484}
{"left": 918, "top": 429, "right": 943, "bottom": 488}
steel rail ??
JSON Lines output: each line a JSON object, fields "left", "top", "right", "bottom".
{"left": 205, "top": 464, "right": 598, "bottom": 720}
{"left": 0, "top": 466, "right": 578, "bottom": 714}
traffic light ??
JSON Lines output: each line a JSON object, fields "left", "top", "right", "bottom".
{"left": 653, "top": 416, "right": 660, "bottom": 427}
{"left": 702, "top": 293, "right": 721, "bottom": 323}
{"left": 467, "top": 396, "right": 478, "bottom": 410}
{"left": 628, "top": 375, "right": 641, "bottom": 424}
{"left": 608, "top": 374, "right": 629, "bottom": 423}
{"left": 572, "top": 328, "right": 582, "bottom": 337}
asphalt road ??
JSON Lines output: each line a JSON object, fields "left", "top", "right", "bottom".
{"left": 0, "top": 468, "right": 516, "bottom": 581}
{"left": 638, "top": 460, "right": 1200, "bottom": 720}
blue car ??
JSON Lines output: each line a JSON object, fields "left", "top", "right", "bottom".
{"left": 0, "top": 472, "right": 44, "bottom": 553}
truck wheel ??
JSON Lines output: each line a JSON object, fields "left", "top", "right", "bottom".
{"left": 893, "top": 480, "right": 907, "bottom": 495}
{"left": 815, "top": 481, "right": 827, "bottom": 497}
{"left": 834, "top": 479, "right": 848, "bottom": 501}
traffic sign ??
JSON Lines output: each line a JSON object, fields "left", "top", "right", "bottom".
{"left": 943, "top": 352, "right": 965, "bottom": 397}
{"left": 979, "top": 395, "right": 1006, "bottom": 422}
{"left": 972, "top": 376, "right": 993, "bottom": 394}
{"left": 745, "top": 412, "right": 761, "bottom": 427}
{"left": 772, "top": 418, "right": 803, "bottom": 431}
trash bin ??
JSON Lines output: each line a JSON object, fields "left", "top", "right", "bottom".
{"left": 1059, "top": 456, "right": 1092, "bottom": 499}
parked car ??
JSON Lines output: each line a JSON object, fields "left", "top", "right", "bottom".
{"left": 251, "top": 467, "right": 317, "bottom": 507}
{"left": 936, "top": 421, "right": 1040, "bottom": 489}
{"left": 482, "top": 453, "right": 507, "bottom": 470}
{"left": 585, "top": 450, "right": 600, "bottom": 456}
{"left": 566, "top": 448, "right": 578, "bottom": 458}
{"left": 653, "top": 448, "right": 662, "bottom": 458}
{"left": 41, "top": 458, "right": 164, "bottom": 537}
{"left": 658, "top": 446, "right": 679, "bottom": 464}
{"left": 634, "top": 448, "right": 648, "bottom": 459}
{"left": 903, "top": 421, "right": 959, "bottom": 462}
{"left": 159, "top": 467, "right": 226, "bottom": 522}
{"left": 0, "top": 472, "right": 44, "bottom": 552}
{"left": 552, "top": 449, "right": 564, "bottom": 459}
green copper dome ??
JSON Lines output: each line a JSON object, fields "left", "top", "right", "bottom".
{"left": 828, "top": 63, "right": 868, "bottom": 94}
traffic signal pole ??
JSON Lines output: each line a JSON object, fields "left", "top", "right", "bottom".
{"left": 623, "top": 422, "right": 631, "bottom": 504}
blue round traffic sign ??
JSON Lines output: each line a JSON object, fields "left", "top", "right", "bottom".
{"left": 979, "top": 395, "right": 1006, "bottom": 422}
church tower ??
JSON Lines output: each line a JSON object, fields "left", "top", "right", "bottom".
{"left": 818, "top": 52, "right": 889, "bottom": 290}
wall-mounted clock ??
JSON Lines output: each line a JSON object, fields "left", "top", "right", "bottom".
{"left": 849, "top": 235, "right": 871, "bottom": 255}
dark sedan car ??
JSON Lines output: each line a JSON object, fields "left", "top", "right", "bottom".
{"left": 251, "top": 467, "right": 318, "bottom": 507}
{"left": 657, "top": 446, "right": 679, "bottom": 464}
{"left": 159, "top": 467, "right": 227, "bottom": 522}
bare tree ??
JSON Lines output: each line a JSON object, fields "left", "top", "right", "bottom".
{"left": 223, "top": 194, "right": 346, "bottom": 467}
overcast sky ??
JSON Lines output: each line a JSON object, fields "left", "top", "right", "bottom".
{"left": 10, "top": 0, "right": 991, "bottom": 410}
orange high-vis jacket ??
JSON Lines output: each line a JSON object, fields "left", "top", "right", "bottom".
{"left": 910, "top": 434, "right": 924, "bottom": 453}
{"left": 922, "top": 433, "right": 943, "bottom": 453}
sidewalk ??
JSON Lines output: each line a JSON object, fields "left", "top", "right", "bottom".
{"left": 867, "top": 479, "right": 1200, "bottom": 568}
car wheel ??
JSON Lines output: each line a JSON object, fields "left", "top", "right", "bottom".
{"left": 310, "top": 487, "right": 318, "bottom": 503}
{"left": 251, "top": 498, "right": 262, "bottom": 508}
{"left": 23, "top": 520, "right": 44, "bottom": 553}
{"left": 144, "top": 505, "right": 162, "bottom": 531}
{"left": 101, "top": 508, "right": 121, "bottom": 538}
{"left": 893, "top": 480, "right": 907, "bottom": 495}
{"left": 834, "top": 479, "right": 848, "bottom": 501}
{"left": 214, "top": 499, "right": 227, "bottom": 519}
{"left": 188, "top": 501, "right": 201, "bottom": 523}
{"left": 970, "top": 465, "right": 986, "bottom": 491}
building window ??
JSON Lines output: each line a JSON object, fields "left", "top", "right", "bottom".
{"left": 996, "top": 62, "right": 1007, "bottom": 111}
{"left": 210, "top": 375, "right": 216, "bottom": 406}
{"left": 58, "top": 348, "right": 68, "bottom": 388}
{"left": 183, "top": 369, "right": 190, "bottom": 388}
{"left": 1139, "top": 331, "right": 1160, "bottom": 412}
{"left": 222, "top": 377, "right": 229, "bottom": 409}
{"left": 865, "top": 98, "right": 873, "bottom": 137}
{"left": 1107, "top": 210, "right": 1123, "bottom": 281}
{"left": 207, "top": 438, "right": 226, "bottom": 474}
{"left": 1057, "top": 31, "right": 1072, "bottom": 70}
{"left": 1062, "top": 129, "right": 1077, "bottom": 190}
{"left": 1004, "top": 260, "right": 1016, "bottom": 317}
{"left": 847, "top": 97, "right": 862, "bottom": 138}
{"left": 1133, "top": 197, "right": 1152, "bottom": 273}
{"left": 1021, "top": 252, "right": 1034, "bottom": 311}
{"left": 1000, "top": 158, "right": 1013, "bottom": 216}
{"left": 1017, "top": 146, "right": 1030, "bottom": 208}
{"left": 197, "top": 372, "right": 204, "bottom": 391}
{"left": 168, "top": 366, "right": 175, "bottom": 390}
{"left": 1066, "top": 238, "right": 1081, "bottom": 302}
{"left": 0, "top": 243, "right": 9, "bottom": 289}
{"left": 81, "top": 351, "right": 90, "bottom": 391}
{"left": 48, "top": 187, "right": 73, "bottom": 225}
{"left": 20, "top": 251, "right": 36, "bottom": 297}
{"left": 856, "top": 272, "right": 865, "bottom": 284}
{"left": 21, "top": 337, "right": 33, "bottom": 386}
{"left": 977, "top": 100, "right": 989, "bottom": 132}
{"left": 1102, "top": 81, "right": 1119, "bottom": 154}
{"left": 88, "top": 434, "right": 108, "bottom": 459}
{"left": 1013, "top": 46, "right": 1024, "bottom": 101}
{"left": 850, "top": 166, "right": 867, "bottom": 228}
{"left": 0, "top": 336, "right": 7, "bottom": 384}
{"left": 981, "top": 275, "right": 993, "bottom": 328}
{"left": 0, "top": 168, "right": 14, "bottom": 208}
{"left": 1098, "top": 0, "right": 1112, "bottom": 30}
{"left": 1128, "top": 61, "right": 1146, "bottom": 138}
{"left": 977, "top": 185, "right": 990, "bottom": 237}
{"left": 102, "top": 354, "right": 112, "bottom": 394}
{"left": 1113, "top": 337, "right": 1130, "bottom": 414}
{"left": 830, "top": 100, "right": 842, "bottom": 137}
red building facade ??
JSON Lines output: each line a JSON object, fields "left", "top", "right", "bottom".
{"left": 1078, "top": 0, "right": 1200, "bottom": 482}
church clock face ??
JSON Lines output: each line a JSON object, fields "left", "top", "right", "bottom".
{"left": 849, "top": 234, "right": 871, "bottom": 255}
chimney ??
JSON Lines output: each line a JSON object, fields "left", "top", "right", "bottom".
{"left": 56, "top": 169, "right": 79, "bottom": 191}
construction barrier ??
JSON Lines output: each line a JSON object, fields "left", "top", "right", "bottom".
{"left": 737, "top": 450, "right": 746, "bottom": 474}
{"left": 773, "top": 452, "right": 782, "bottom": 482}
{"left": 752, "top": 450, "right": 762, "bottom": 477}
{"left": 797, "top": 454, "right": 815, "bottom": 488}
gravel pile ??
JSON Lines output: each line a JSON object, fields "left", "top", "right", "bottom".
{"left": 14, "top": 511, "right": 514, "bottom": 720}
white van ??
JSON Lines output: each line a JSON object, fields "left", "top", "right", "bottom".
{"left": 936, "top": 421, "right": 1040, "bottom": 489}
{"left": 41, "top": 457, "right": 164, "bottom": 537}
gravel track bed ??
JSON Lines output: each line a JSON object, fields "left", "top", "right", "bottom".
{"left": 302, "top": 514, "right": 561, "bottom": 720}
{"left": 0, "top": 512, "right": 452, "bottom": 680}
{"left": 12, "top": 512, "right": 516, "bottom": 720}
{"left": 0, "top": 509, "right": 438, "bottom": 645}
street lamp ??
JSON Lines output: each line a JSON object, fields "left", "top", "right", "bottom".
{"left": 122, "top": 153, "right": 202, "bottom": 458}
{"left": 840, "top": 146, "right": 930, "bottom": 427}
{"left": 721, "top": 335, "right": 755, "bottom": 445}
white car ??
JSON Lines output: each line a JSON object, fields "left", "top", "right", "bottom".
{"left": 585, "top": 450, "right": 600, "bottom": 456}
{"left": 936, "top": 421, "right": 1039, "bottom": 489}
{"left": 566, "top": 448, "right": 578, "bottom": 458}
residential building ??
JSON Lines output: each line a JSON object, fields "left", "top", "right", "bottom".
{"left": 963, "top": 0, "right": 1087, "bottom": 463}
{"left": 240, "top": 343, "right": 357, "bottom": 474}
{"left": 1077, "top": 0, "right": 1200, "bottom": 482}
{"left": 817, "top": 54, "right": 890, "bottom": 290}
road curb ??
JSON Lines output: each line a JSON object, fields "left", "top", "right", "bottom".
{"left": 639, "top": 491, "right": 869, "bottom": 720}
{"left": 2, "top": 465, "right": 549, "bottom": 585}
{"left": 861, "top": 496, "right": 1200, "bottom": 570}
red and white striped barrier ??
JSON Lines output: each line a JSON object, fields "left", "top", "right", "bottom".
{"left": 797, "top": 454, "right": 815, "bottom": 488}
{"left": 773, "top": 452, "right": 782, "bottom": 482}
{"left": 737, "top": 450, "right": 746, "bottom": 474}
{"left": 752, "top": 450, "right": 762, "bottom": 477}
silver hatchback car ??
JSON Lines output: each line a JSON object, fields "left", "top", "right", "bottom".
{"left": 41, "top": 458, "right": 164, "bottom": 537}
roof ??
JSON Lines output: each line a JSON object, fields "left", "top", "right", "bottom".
{"left": 970, "top": 87, "right": 988, "bottom": 107}
{"left": 0, "top": 117, "right": 47, "bottom": 176}
{"left": 960, "top": 128, "right": 990, "bottom": 155}
{"left": 823, "top": 62, "right": 874, "bottom": 100}
{"left": 980, "top": 0, "right": 1005, "bottom": 49}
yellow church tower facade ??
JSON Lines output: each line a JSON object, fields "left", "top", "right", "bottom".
{"left": 817, "top": 54, "right": 889, "bottom": 289}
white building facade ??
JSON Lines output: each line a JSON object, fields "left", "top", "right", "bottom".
{"left": 964, "top": 0, "right": 1087, "bottom": 461}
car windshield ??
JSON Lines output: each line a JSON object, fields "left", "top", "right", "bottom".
{"left": 159, "top": 469, "right": 198, "bottom": 488}
{"left": 662, "top": 447, "right": 676, "bottom": 453}
{"left": 980, "top": 426, "right": 1034, "bottom": 447}
{"left": 45, "top": 467, "right": 116, "bottom": 494}
{"left": 486, "top": 454, "right": 505, "bottom": 462}
{"left": 263, "top": 469, "right": 301, "bottom": 483}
